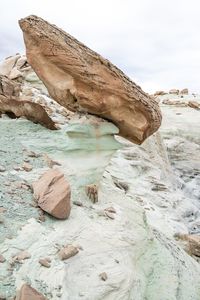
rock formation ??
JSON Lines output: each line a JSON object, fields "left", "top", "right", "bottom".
{"left": 19, "top": 15, "right": 162, "bottom": 144}
{"left": 0, "top": 75, "right": 57, "bottom": 129}
{"left": 16, "top": 284, "right": 47, "bottom": 300}
{"left": 33, "top": 168, "right": 71, "bottom": 219}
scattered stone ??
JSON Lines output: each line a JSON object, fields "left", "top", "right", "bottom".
{"left": 12, "top": 250, "right": 31, "bottom": 262}
{"left": 73, "top": 200, "right": 83, "bottom": 207}
{"left": 0, "top": 165, "right": 6, "bottom": 172}
{"left": 27, "top": 150, "right": 39, "bottom": 158}
{"left": 43, "top": 153, "right": 61, "bottom": 168}
{"left": 188, "top": 101, "right": 200, "bottom": 110}
{"left": 99, "top": 272, "right": 108, "bottom": 281}
{"left": 104, "top": 211, "right": 115, "bottom": 220}
{"left": 13, "top": 165, "right": 21, "bottom": 171}
{"left": 0, "top": 254, "right": 6, "bottom": 263}
{"left": 169, "top": 89, "right": 179, "bottom": 94}
{"left": 22, "top": 162, "right": 33, "bottom": 172}
{"left": 58, "top": 245, "right": 79, "bottom": 260}
{"left": 16, "top": 283, "right": 47, "bottom": 300}
{"left": 104, "top": 207, "right": 116, "bottom": 214}
{"left": 33, "top": 168, "right": 71, "bottom": 219}
{"left": 85, "top": 184, "right": 98, "bottom": 203}
{"left": 39, "top": 258, "right": 51, "bottom": 268}
{"left": 114, "top": 180, "right": 129, "bottom": 192}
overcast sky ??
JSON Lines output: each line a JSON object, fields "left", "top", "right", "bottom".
{"left": 1, "top": 0, "right": 200, "bottom": 93}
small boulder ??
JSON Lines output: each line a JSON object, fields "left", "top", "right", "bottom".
{"left": 169, "top": 89, "right": 179, "bottom": 95}
{"left": 58, "top": 245, "right": 79, "bottom": 260}
{"left": 16, "top": 283, "right": 47, "bottom": 300}
{"left": 33, "top": 168, "right": 71, "bottom": 219}
{"left": 188, "top": 101, "right": 200, "bottom": 110}
{"left": 180, "top": 88, "right": 188, "bottom": 95}
{"left": 22, "top": 162, "right": 33, "bottom": 172}
{"left": 39, "top": 258, "right": 51, "bottom": 268}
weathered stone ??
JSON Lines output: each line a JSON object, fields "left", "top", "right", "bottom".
{"left": 188, "top": 100, "right": 200, "bottom": 109}
{"left": 16, "top": 284, "right": 47, "bottom": 300}
{"left": 0, "top": 76, "right": 57, "bottom": 130}
{"left": 180, "top": 88, "right": 189, "bottom": 95}
{"left": 176, "top": 234, "right": 200, "bottom": 257}
{"left": 169, "top": 89, "right": 179, "bottom": 94}
{"left": 19, "top": 15, "right": 162, "bottom": 144}
{"left": 33, "top": 169, "right": 71, "bottom": 219}
{"left": 99, "top": 272, "right": 108, "bottom": 281}
{"left": 8, "top": 67, "right": 23, "bottom": 80}
{"left": 13, "top": 250, "right": 31, "bottom": 262}
{"left": 58, "top": 245, "right": 79, "bottom": 260}
{"left": 39, "top": 258, "right": 51, "bottom": 268}
{"left": 154, "top": 91, "right": 166, "bottom": 96}
{"left": 22, "top": 162, "right": 33, "bottom": 172}
{"left": 0, "top": 55, "right": 20, "bottom": 76}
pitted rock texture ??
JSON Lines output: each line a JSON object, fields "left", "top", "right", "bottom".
{"left": 33, "top": 168, "right": 71, "bottom": 219}
{"left": 19, "top": 15, "right": 162, "bottom": 144}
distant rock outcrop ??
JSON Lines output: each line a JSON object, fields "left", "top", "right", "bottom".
{"left": 19, "top": 15, "right": 162, "bottom": 144}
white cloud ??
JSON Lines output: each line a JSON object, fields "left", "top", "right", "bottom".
{"left": 1, "top": 0, "right": 200, "bottom": 93}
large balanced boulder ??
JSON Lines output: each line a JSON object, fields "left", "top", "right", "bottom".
{"left": 33, "top": 168, "right": 71, "bottom": 219}
{"left": 19, "top": 15, "right": 162, "bottom": 144}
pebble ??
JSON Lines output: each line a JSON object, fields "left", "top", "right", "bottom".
{"left": 22, "top": 162, "right": 33, "bottom": 172}
{"left": 39, "top": 258, "right": 51, "bottom": 268}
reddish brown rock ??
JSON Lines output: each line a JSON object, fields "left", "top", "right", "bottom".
{"left": 16, "top": 284, "right": 47, "bottom": 300}
{"left": 33, "top": 169, "right": 71, "bottom": 219}
{"left": 19, "top": 15, "right": 162, "bottom": 144}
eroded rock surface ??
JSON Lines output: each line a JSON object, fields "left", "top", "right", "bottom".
{"left": 0, "top": 75, "right": 57, "bottom": 129}
{"left": 19, "top": 15, "right": 162, "bottom": 144}
{"left": 33, "top": 168, "right": 71, "bottom": 219}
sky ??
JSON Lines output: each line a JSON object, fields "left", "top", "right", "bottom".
{"left": 1, "top": 0, "right": 200, "bottom": 93}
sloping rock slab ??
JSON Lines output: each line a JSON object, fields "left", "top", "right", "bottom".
{"left": 33, "top": 169, "right": 71, "bottom": 219}
{"left": 19, "top": 15, "right": 162, "bottom": 144}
